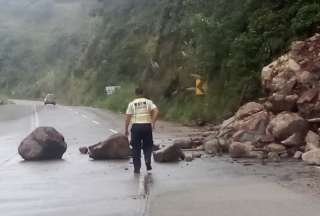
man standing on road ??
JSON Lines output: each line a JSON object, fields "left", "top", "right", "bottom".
{"left": 125, "top": 87, "right": 159, "bottom": 174}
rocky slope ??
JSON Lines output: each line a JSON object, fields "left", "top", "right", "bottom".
{"left": 205, "top": 34, "right": 320, "bottom": 164}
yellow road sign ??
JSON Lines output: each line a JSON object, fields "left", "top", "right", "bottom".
{"left": 196, "top": 79, "right": 207, "bottom": 96}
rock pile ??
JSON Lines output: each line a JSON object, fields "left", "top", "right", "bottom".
{"left": 212, "top": 34, "right": 320, "bottom": 164}
{"left": 18, "top": 127, "right": 67, "bottom": 161}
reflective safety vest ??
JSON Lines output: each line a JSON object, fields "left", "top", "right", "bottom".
{"left": 126, "top": 98, "right": 157, "bottom": 124}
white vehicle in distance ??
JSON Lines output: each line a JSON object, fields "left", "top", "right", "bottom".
{"left": 44, "top": 94, "right": 56, "bottom": 105}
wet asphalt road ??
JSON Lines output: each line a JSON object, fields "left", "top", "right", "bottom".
{"left": 1, "top": 100, "right": 320, "bottom": 216}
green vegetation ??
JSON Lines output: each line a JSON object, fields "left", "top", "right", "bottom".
{"left": 0, "top": 0, "right": 101, "bottom": 98}
{"left": 1, "top": 0, "right": 320, "bottom": 123}
{"left": 95, "top": 83, "right": 135, "bottom": 113}
{"left": 75, "top": 0, "right": 320, "bottom": 122}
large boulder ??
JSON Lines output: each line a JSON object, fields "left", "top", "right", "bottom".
{"left": 89, "top": 134, "right": 130, "bottom": 160}
{"left": 18, "top": 127, "right": 67, "bottom": 161}
{"left": 266, "top": 94, "right": 298, "bottom": 113}
{"left": 233, "top": 103, "right": 269, "bottom": 135}
{"left": 235, "top": 102, "right": 264, "bottom": 120}
{"left": 297, "top": 88, "right": 320, "bottom": 119}
{"left": 229, "top": 142, "right": 255, "bottom": 158}
{"left": 266, "top": 112, "right": 308, "bottom": 145}
{"left": 153, "top": 144, "right": 185, "bottom": 162}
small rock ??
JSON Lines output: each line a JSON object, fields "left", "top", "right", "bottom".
{"left": 305, "top": 131, "right": 320, "bottom": 152}
{"left": 280, "top": 152, "right": 289, "bottom": 158}
{"left": 185, "top": 154, "right": 193, "bottom": 162}
{"left": 204, "top": 138, "right": 221, "bottom": 155}
{"left": 192, "top": 152, "right": 202, "bottom": 158}
{"left": 268, "top": 152, "right": 281, "bottom": 162}
{"left": 79, "top": 147, "right": 88, "bottom": 154}
{"left": 294, "top": 151, "right": 303, "bottom": 159}
{"left": 302, "top": 150, "right": 320, "bottom": 165}
{"left": 196, "top": 145, "right": 204, "bottom": 151}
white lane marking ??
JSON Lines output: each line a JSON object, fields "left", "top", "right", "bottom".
{"left": 92, "top": 120, "right": 100, "bottom": 125}
{"left": 30, "top": 105, "right": 40, "bottom": 130}
{"left": 34, "top": 105, "right": 39, "bottom": 128}
{"left": 74, "top": 111, "right": 79, "bottom": 115}
{"left": 138, "top": 175, "right": 146, "bottom": 197}
{"left": 109, "top": 129, "right": 118, "bottom": 134}
{"left": 81, "top": 114, "right": 88, "bottom": 119}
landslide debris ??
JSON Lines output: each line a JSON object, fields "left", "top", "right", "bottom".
{"left": 206, "top": 34, "right": 320, "bottom": 164}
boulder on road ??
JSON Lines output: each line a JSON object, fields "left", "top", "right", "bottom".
{"left": 18, "top": 127, "right": 67, "bottom": 161}
{"left": 229, "top": 142, "right": 254, "bottom": 158}
{"left": 267, "top": 112, "right": 308, "bottom": 144}
{"left": 233, "top": 106, "right": 269, "bottom": 136}
{"left": 89, "top": 134, "right": 130, "bottom": 160}
{"left": 153, "top": 144, "right": 185, "bottom": 163}
{"left": 302, "top": 150, "right": 320, "bottom": 165}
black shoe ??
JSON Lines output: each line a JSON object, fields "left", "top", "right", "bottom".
{"left": 146, "top": 163, "right": 152, "bottom": 171}
{"left": 134, "top": 169, "right": 140, "bottom": 174}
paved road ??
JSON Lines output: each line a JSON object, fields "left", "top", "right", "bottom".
{"left": 0, "top": 100, "right": 320, "bottom": 216}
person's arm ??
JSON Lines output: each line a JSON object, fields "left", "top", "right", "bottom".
{"left": 125, "top": 114, "right": 132, "bottom": 137}
{"left": 151, "top": 108, "right": 159, "bottom": 129}
{"left": 125, "top": 103, "right": 133, "bottom": 136}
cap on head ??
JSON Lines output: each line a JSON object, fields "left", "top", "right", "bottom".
{"left": 135, "top": 87, "right": 144, "bottom": 96}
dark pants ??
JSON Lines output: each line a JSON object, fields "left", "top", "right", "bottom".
{"left": 131, "top": 123, "right": 153, "bottom": 171}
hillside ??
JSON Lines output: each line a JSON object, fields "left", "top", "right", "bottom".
{"left": 70, "top": 0, "right": 320, "bottom": 122}
{"left": 1, "top": 0, "right": 320, "bottom": 123}
{"left": 0, "top": 0, "right": 101, "bottom": 97}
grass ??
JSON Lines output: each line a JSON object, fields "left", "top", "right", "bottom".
{"left": 93, "top": 82, "right": 240, "bottom": 124}
{"left": 95, "top": 83, "right": 135, "bottom": 113}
